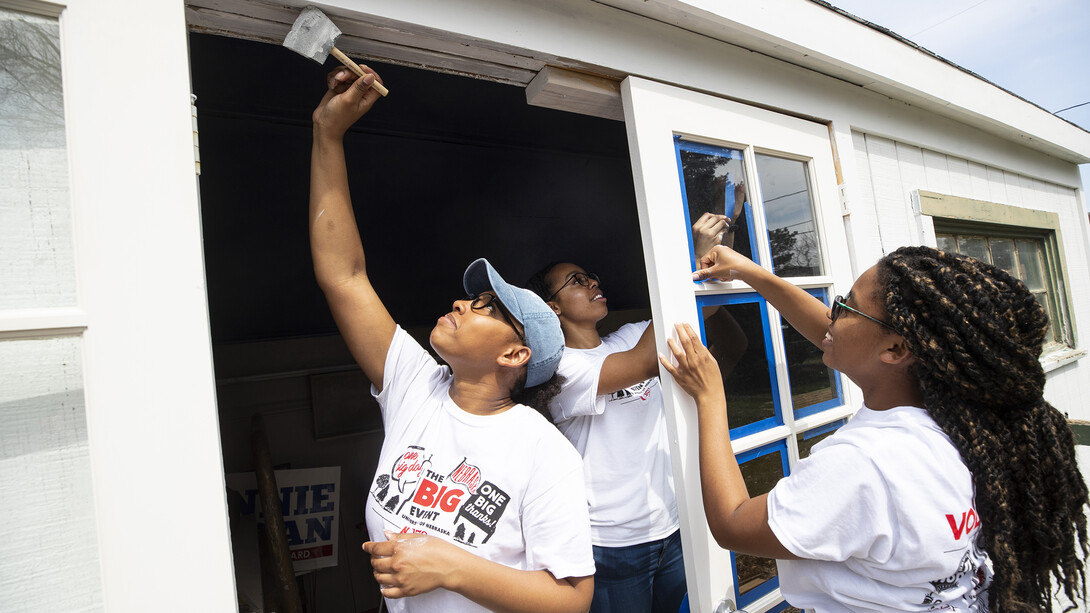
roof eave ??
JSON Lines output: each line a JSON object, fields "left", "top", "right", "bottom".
{"left": 596, "top": 0, "right": 1090, "bottom": 164}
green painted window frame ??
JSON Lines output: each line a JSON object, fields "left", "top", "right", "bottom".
{"left": 917, "top": 190, "right": 1077, "bottom": 354}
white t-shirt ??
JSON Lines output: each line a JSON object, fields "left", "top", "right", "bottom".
{"left": 549, "top": 320, "right": 679, "bottom": 547}
{"left": 768, "top": 405, "right": 992, "bottom": 612}
{"left": 366, "top": 327, "right": 595, "bottom": 613}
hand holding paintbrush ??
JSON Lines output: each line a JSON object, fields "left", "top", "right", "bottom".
{"left": 312, "top": 67, "right": 384, "bottom": 140}
{"left": 283, "top": 5, "right": 389, "bottom": 97}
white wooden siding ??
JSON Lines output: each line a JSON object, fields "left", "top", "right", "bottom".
{"left": 850, "top": 131, "right": 1090, "bottom": 420}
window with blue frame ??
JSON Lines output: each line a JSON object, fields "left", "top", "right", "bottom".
{"left": 696, "top": 288, "right": 843, "bottom": 438}
{"left": 696, "top": 293, "right": 781, "bottom": 439}
{"left": 677, "top": 141, "right": 754, "bottom": 268}
{"left": 733, "top": 442, "right": 789, "bottom": 607}
{"left": 797, "top": 419, "right": 847, "bottom": 459}
{"left": 677, "top": 136, "right": 850, "bottom": 609}
{"left": 783, "top": 290, "right": 842, "bottom": 419}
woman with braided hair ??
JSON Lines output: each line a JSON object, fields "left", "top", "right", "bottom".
{"left": 658, "top": 244, "right": 1087, "bottom": 612}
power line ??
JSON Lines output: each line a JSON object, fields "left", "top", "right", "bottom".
{"left": 1054, "top": 101, "right": 1090, "bottom": 115}
{"left": 909, "top": 0, "right": 992, "bottom": 38}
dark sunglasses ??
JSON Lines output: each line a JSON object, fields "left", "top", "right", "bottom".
{"left": 464, "top": 292, "right": 525, "bottom": 342}
{"left": 831, "top": 294, "right": 897, "bottom": 333}
{"left": 545, "top": 271, "right": 601, "bottom": 302}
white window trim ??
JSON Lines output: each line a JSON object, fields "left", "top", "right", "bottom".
{"left": 622, "top": 75, "right": 856, "bottom": 613}
{"left": 0, "top": 307, "right": 87, "bottom": 340}
{"left": 1042, "top": 348, "right": 1088, "bottom": 373}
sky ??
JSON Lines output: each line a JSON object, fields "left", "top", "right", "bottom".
{"left": 826, "top": 0, "right": 1090, "bottom": 210}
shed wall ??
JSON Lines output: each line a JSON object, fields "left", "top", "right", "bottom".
{"left": 850, "top": 131, "right": 1090, "bottom": 421}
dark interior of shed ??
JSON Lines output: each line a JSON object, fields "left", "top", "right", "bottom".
{"left": 189, "top": 31, "right": 650, "bottom": 612}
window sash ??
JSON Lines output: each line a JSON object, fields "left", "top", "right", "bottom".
{"left": 935, "top": 229, "right": 1069, "bottom": 349}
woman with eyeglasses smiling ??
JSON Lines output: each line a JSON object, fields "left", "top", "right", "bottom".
{"left": 310, "top": 66, "right": 594, "bottom": 613}
{"left": 659, "top": 244, "right": 1087, "bottom": 612}
{"left": 527, "top": 261, "right": 685, "bottom": 613}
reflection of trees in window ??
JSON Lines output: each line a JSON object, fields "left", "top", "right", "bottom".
{"left": 0, "top": 12, "right": 65, "bottom": 148}
{"left": 680, "top": 149, "right": 753, "bottom": 262}
{"left": 769, "top": 226, "right": 819, "bottom": 277}
{"left": 681, "top": 151, "right": 730, "bottom": 217}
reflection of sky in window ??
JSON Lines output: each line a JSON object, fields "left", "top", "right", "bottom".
{"left": 0, "top": 12, "right": 65, "bottom": 149}
{"left": 757, "top": 155, "right": 813, "bottom": 230}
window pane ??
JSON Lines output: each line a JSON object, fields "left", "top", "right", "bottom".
{"left": 736, "top": 450, "right": 784, "bottom": 599}
{"left": 0, "top": 336, "right": 102, "bottom": 611}
{"left": 936, "top": 234, "right": 956, "bottom": 253}
{"left": 755, "top": 154, "right": 822, "bottom": 277}
{"left": 0, "top": 11, "right": 75, "bottom": 309}
{"left": 959, "top": 237, "right": 989, "bottom": 263}
{"left": 990, "top": 238, "right": 1016, "bottom": 275}
{"left": 1016, "top": 239, "right": 1045, "bottom": 291}
{"left": 679, "top": 145, "right": 753, "bottom": 266}
{"left": 704, "top": 301, "right": 776, "bottom": 432}
{"left": 942, "top": 231, "right": 1066, "bottom": 350}
{"left": 1033, "top": 291, "right": 1059, "bottom": 344}
{"left": 796, "top": 421, "right": 844, "bottom": 458}
{"left": 783, "top": 315, "right": 837, "bottom": 415}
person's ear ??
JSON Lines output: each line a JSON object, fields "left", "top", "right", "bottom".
{"left": 498, "top": 344, "right": 531, "bottom": 369}
{"left": 548, "top": 300, "right": 561, "bottom": 316}
{"left": 879, "top": 336, "right": 915, "bottom": 369}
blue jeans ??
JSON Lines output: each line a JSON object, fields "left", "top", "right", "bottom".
{"left": 590, "top": 529, "right": 687, "bottom": 613}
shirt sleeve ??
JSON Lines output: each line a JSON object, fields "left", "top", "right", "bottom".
{"left": 548, "top": 320, "right": 652, "bottom": 422}
{"left": 371, "top": 326, "right": 449, "bottom": 431}
{"left": 551, "top": 349, "right": 608, "bottom": 421}
{"left": 520, "top": 437, "right": 595, "bottom": 579}
{"left": 767, "top": 442, "right": 897, "bottom": 563}
{"left": 611, "top": 320, "right": 651, "bottom": 347}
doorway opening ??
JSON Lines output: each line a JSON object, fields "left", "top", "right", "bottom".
{"left": 190, "top": 31, "right": 648, "bottom": 612}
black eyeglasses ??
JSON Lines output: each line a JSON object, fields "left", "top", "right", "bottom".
{"left": 545, "top": 271, "right": 600, "bottom": 302}
{"left": 831, "top": 294, "right": 897, "bottom": 333}
{"left": 465, "top": 292, "right": 525, "bottom": 342}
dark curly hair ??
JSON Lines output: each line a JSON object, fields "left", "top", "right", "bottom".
{"left": 512, "top": 370, "right": 564, "bottom": 422}
{"left": 877, "top": 245, "right": 1088, "bottom": 612}
{"left": 527, "top": 261, "right": 564, "bottom": 302}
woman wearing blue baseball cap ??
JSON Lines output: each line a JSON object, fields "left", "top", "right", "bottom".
{"left": 310, "top": 66, "right": 594, "bottom": 613}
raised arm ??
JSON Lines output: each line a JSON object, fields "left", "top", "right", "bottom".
{"left": 597, "top": 321, "right": 658, "bottom": 395}
{"left": 659, "top": 323, "right": 796, "bottom": 559}
{"left": 310, "top": 67, "right": 396, "bottom": 389}
{"left": 694, "top": 245, "right": 830, "bottom": 348}
{"left": 364, "top": 533, "right": 593, "bottom": 613}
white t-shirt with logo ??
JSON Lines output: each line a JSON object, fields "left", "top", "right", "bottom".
{"left": 549, "top": 320, "right": 679, "bottom": 547}
{"left": 768, "top": 405, "right": 991, "bottom": 612}
{"left": 366, "top": 327, "right": 595, "bottom": 613}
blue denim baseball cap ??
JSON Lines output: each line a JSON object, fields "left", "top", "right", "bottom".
{"left": 463, "top": 258, "right": 564, "bottom": 388}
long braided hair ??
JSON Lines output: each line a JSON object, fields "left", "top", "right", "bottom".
{"left": 876, "top": 245, "right": 1088, "bottom": 611}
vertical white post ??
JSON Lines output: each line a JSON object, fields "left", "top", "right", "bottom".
{"left": 63, "top": 0, "right": 236, "bottom": 610}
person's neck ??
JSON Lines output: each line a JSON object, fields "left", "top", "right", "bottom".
{"left": 859, "top": 374, "right": 925, "bottom": 411}
{"left": 560, "top": 318, "right": 602, "bottom": 349}
{"left": 448, "top": 376, "right": 517, "bottom": 416}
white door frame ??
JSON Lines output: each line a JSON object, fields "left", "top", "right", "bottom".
{"left": 621, "top": 75, "right": 857, "bottom": 613}
{"left": 58, "top": 0, "right": 236, "bottom": 610}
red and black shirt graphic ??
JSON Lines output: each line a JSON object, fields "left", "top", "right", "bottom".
{"left": 371, "top": 446, "right": 511, "bottom": 547}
